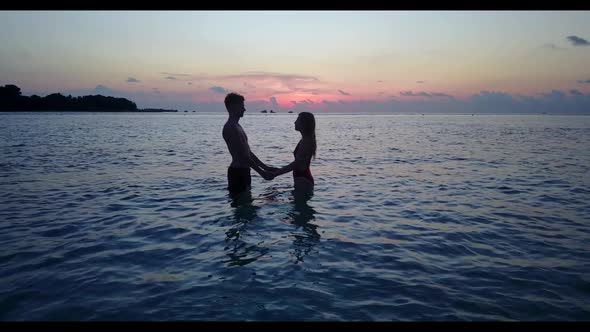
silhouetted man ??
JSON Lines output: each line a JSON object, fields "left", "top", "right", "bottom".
{"left": 222, "top": 92, "right": 276, "bottom": 194}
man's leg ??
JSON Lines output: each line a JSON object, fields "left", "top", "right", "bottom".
{"left": 228, "top": 167, "right": 251, "bottom": 194}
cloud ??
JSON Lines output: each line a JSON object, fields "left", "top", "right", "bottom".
{"left": 400, "top": 91, "right": 453, "bottom": 99}
{"left": 209, "top": 86, "right": 227, "bottom": 94}
{"left": 187, "top": 82, "right": 192, "bottom": 85}
{"left": 377, "top": 80, "right": 383, "bottom": 83}
{"left": 214, "top": 91, "right": 590, "bottom": 114}
{"left": 578, "top": 79, "right": 590, "bottom": 84}
{"left": 59, "top": 85, "right": 590, "bottom": 114}
{"left": 95, "top": 85, "right": 110, "bottom": 93}
{"left": 93, "top": 85, "right": 125, "bottom": 97}
{"left": 150, "top": 71, "right": 324, "bottom": 97}
{"left": 161, "top": 72, "right": 193, "bottom": 77}
{"left": 270, "top": 96, "right": 278, "bottom": 110}
{"left": 567, "top": 35, "right": 590, "bottom": 46}
{"left": 338, "top": 89, "right": 351, "bottom": 96}
{"left": 157, "top": 71, "right": 319, "bottom": 84}
{"left": 400, "top": 91, "right": 432, "bottom": 97}
{"left": 430, "top": 92, "right": 454, "bottom": 99}
{"left": 226, "top": 71, "right": 318, "bottom": 84}
{"left": 541, "top": 43, "right": 566, "bottom": 51}
{"left": 157, "top": 72, "right": 203, "bottom": 82}
{"left": 301, "top": 88, "right": 321, "bottom": 95}
{"left": 541, "top": 89, "right": 567, "bottom": 100}
{"left": 471, "top": 90, "right": 514, "bottom": 103}
{"left": 416, "top": 81, "right": 425, "bottom": 84}
{"left": 225, "top": 72, "right": 321, "bottom": 96}
{"left": 153, "top": 71, "right": 323, "bottom": 98}
{"left": 126, "top": 77, "right": 140, "bottom": 83}
{"left": 291, "top": 101, "right": 297, "bottom": 105}
{"left": 298, "top": 99, "right": 316, "bottom": 105}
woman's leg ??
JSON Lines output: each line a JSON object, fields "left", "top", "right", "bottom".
{"left": 294, "top": 176, "right": 314, "bottom": 193}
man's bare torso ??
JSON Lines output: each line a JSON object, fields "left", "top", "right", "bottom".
{"left": 223, "top": 121, "right": 250, "bottom": 168}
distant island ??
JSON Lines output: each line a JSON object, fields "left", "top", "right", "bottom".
{"left": 142, "top": 108, "right": 178, "bottom": 113}
{"left": 0, "top": 84, "right": 177, "bottom": 112}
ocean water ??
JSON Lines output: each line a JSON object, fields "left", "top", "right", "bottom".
{"left": 1, "top": 112, "right": 589, "bottom": 321}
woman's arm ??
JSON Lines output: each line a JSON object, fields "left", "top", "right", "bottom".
{"left": 273, "top": 140, "right": 311, "bottom": 177}
{"left": 273, "top": 160, "right": 296, "bottom": 177}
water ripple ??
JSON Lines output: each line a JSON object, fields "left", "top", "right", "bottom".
{"left": 0, "top": 113, "right": 589, "bottom": 320}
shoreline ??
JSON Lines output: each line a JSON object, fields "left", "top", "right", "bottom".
{"left": 1, "top": 111, "right": 588, "bottom": 116}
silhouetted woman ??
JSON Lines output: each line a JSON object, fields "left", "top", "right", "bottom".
{"left": 272, "top": 112, "right": 316, "bottom": 192}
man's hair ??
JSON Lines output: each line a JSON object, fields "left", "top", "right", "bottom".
{"left": 224, "top": 92, "right": 245, "bottom": 110}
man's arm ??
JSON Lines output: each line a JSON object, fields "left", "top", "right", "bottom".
{"left": 250, "top": 151, "right": 277, "bottom": 172}
{"left": 226, "top": 127, "right": 274, "bottom": 180}
{"left": 248, "top": 151, "right": 274, "bottom": 180}
{"left": 249, "top": 155, "right": 275, "bottom": 180}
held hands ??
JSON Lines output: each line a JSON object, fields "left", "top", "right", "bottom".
{"left": 261, "top": 167, "right": 282, "bottom": 181}
{"left": 267, "top": 166, "right": 281, "bottom": 174}
{"left": 270, "top": 167, "right": 285, "bottom": 178}
{"left": 262, "top": 170, "right": 275, "bottom": 181}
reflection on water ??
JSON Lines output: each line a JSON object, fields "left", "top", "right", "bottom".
{"left": 224, "top": 190, "right": 266, "bottom": 267}
{"left": 224, "top": 188, "right": 320, "bottom": 266}
{"left": 229, "top": 189, "right": 255, "bottom": 209}
{"left": 2, "top": 113, "right": 590, "bottom": 320}
{"left": 284, "top": 190, "right": 320, "bottom": 264}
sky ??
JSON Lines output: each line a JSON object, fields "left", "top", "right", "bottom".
{"left": 1, "top": 11, "right": 590, "bottom": 113}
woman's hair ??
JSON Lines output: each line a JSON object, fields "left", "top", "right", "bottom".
{"left": 298, "top": 112, "right": 316, "bottom": 159}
